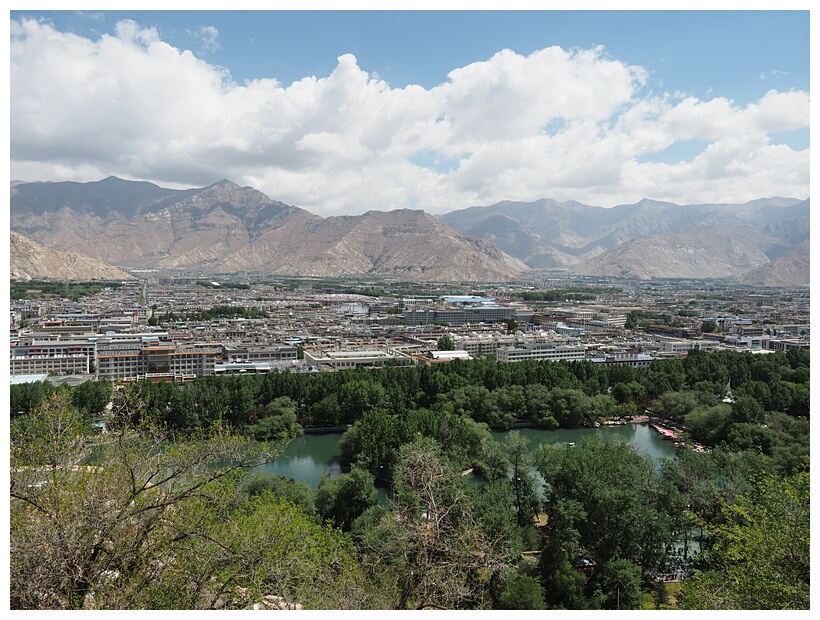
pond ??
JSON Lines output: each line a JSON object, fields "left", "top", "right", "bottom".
{"left": 250, "top": 422, "right": 678, "bottom": 492}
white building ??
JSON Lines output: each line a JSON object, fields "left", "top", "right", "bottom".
{"left": 496, "top": 342, "right": 586, "bottom": 363}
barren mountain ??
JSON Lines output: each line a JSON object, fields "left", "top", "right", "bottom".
{"left": 439, "top": 197, "right": 809, "bottom": 278}
{"left": 574, "top": 225, "right": 772, "bottom": 280}
{"left": 10, "top": 232, "right": 133, "bottom": 281}
{"left": 740, "top": 240, "right": 810, "bottom": 287}
{"left": 11, "top": 178, "right": 524, "bottom": 282}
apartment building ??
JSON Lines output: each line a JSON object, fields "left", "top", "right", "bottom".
{"left": 10, "top": 340, "right": 96, "bottom": 375}
{"left": 495, "top": 341, "right": 586, "bottom": 363}
{"left": 96, "top": 339, "right": 218, "bottom": 381}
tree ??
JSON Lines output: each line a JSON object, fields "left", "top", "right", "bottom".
{"left": 534, "top": 436, "right": 670, "bottom": 570}
{"left": 587, "top": 557, "right": 643, "bottom": 610}
{"left": 245, "top": 396, "right": 302, "bottom": 440}
{"left": 315, "top": 467, "right": 378, "bottom": 530}
{"left": 9, "top": 395, "right": 294, "bottom": 610}
{"left": 497, "top": 571, "right": 545, "bottom": 609}
{"left": 356, "top": 438, "right": 509, "bottom": 609}
{"left": 71, "top": 379, "right": 112, "bottom": 416}
{"left": 242, "top": 472, "right": 316, "bottom": 514}
{"left": 436, "top": 335, "right": 456, "bottom": 351}
{"left": 679, "top": 466, "right": 809, "bottom": 610}
{"left": 505, "top": 431, "right": 540, "bottom": 527}
{"left": 700, "top": 320, "right": 717, "bottom": 333}
{"left": 10, "top": 380, "right": 56, "bottom": 418}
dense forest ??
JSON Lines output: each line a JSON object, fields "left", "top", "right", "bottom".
{"left": 10, "top": 349, "right": 809, "bottom": 609}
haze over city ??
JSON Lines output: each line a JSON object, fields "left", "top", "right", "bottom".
{"left": 9, "top": 7, "right": 810, "bottom": 217}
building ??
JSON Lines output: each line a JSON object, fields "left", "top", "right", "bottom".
{"left": 10, "top": 340, "right": 96, "bottom": 376}
{"left": 589, "top": 353, "right": 656, "bottom": 368}
{"left": 414, "top": 350, "right": 472, "bottom": 364}
{"left": 303, "top": 349, "right": 411, "bottom": 370}
{"left": 96, "top": 339, "right": 218, "bottom": 381}
{"left": 496, "top": 341, "right": 586, "bottom": 363}
{"left": 220, "top": 343, "right": 298, "bottom": 363}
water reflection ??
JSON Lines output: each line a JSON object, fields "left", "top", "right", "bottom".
{"left": 250, "top": 423, "right": 677, "bottom": 493}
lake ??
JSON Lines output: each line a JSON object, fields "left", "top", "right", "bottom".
{"left": 250, "top": 422, "right": 678, "bottom": 492}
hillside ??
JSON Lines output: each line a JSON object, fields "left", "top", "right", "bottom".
{"left": 10, "top": 231, "right": 133, "bottom": 281}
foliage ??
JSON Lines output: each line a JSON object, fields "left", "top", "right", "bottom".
{"left": 315, "top": 467, "right": 378, "bottom": 530}
{"left": 11, "top": 279, "right": 123, "bottom": 301}
{"left": 244, "top": 396, "right": 302, "bottom": 440}
{"left": 496, "top": 570, "right": 546, "bottom": 609}
{"left": 241, "top": 472, "right": 315, "bottom": 514}
{"left": 355, "top": 438, "right": 509, "bottom": 609}
{"left": 157, "top": 305, "right": 266, "bottom": 322}
{"left": 10, "top": 396, "right": 294, "bottom": 610}
{"left": 436, "top": 335, "right": 456, "bottom": 351}
{"left": 10, "top": 380, "right": 56, "bottom": 418}
{"left": 534, "top": 435, "right": 671, "bottom": 570}
{"left": 587, "top": 557, "right": 644, "bottom": 609}
{"left": 505, "top": 431, "right": 541, "bottom": 527}
{"left": 71, "top": 379, "right": 112, "bottom": 416}
{"left": 510, "top": 288, "right": 610, "bottom": 302}
{"left": 678, "top": 466, "right": 809, "bottom": 610}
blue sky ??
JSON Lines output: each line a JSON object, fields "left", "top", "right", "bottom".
{"left": 8, "top": 7, "right": 811, "bottom": 215}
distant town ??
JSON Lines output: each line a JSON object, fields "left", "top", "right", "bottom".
{"left": 10, "top": 271, "right": 809, "bottom": 387}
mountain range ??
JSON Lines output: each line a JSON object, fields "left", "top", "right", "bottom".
{"left": 10, "top": 177, "right": 810, "bottom": 285}
{"left": 439, "top": 197, "right": 809, "bottom": 283}
{"left": 10, "top": 177, "right": 525, "bottom": 282}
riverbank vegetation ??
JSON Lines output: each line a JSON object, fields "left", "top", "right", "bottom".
{"left": 9, "top": 349, "right": 809, "bottom": 609}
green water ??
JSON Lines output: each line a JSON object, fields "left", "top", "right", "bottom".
{"left": 491, "top": 423, "right": 678, "bottom": 466}
{"left": 251, "top": 423, "right": 677, "bottom": 492}
{"left": 252, "top": 432, "right": 344, "bottom": 488}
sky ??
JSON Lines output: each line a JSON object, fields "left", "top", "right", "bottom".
{"left": 7, "top": 5, "right": 812, "bottom": 217}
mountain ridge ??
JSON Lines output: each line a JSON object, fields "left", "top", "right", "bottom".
{"left": 10, "top": 178, "right": 524, "bottom": 282}
{"left": 11, "top": 177, "right": 809, "bottom": 285}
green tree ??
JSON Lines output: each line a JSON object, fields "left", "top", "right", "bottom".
{"left": 588, "top": 557, "right": 643, "bottom": 610}
{"left": 242, "top": 472, "right": 316, "bottom": 514}
{"left": 70, "top": 379, "right": 112, "bottom": 416}
{"left": 506, "top": 431, "right": 541, "bottom": 527}
{"left": 356, "top": 438, "right": 508, "bottom": 609}
{"left": 436, "top": 335, "right": 456, "bottom": 351}
{"left": 497, "top": 570, "right": 545, "bottom": 609}
{"left": 315, "top": 467, "right": 378, "bottom": 530}
{"left": 10, "top": 396, "right": 294, "bottom": 610}
{"left": 679, "top": 466, "right": 809, "bottom": 610}
{"left": 10, "top": 380, "right": 56, "bottom": 418}
{"left": 245, "top": 396, "right": 302, "bottom": 440}
{"left": 535, "top": 436, "right": 670, "bottom": 570}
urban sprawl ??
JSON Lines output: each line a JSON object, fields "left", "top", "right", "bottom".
{"left": 10, "top": 273, "right": 809, "bottom": 390}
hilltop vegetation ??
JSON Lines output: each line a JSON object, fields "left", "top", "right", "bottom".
{"left": 9, "top": 349, "right": 810, "bottom": 609}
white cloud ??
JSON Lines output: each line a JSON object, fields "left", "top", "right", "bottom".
{"left": 192, "top": 25, "right": 220, "bottom": 53}
{"left": 9, "top": 17, "right": 809, "bottom": 217}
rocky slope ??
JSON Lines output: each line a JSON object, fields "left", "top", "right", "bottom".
{"left": 740, "top": 240, "right": 810, "bottom": 287}
{"left": 439, "top": 197, "right": 809, "bottom": 281}
{"left": 10, "top": 231, "right": 133, "bottom": 281}
{"left": 574, "top": 225, "right": 772, "bottom": 279}
{"left": 11, "top": 178, "right": 525, "bottom": 282}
